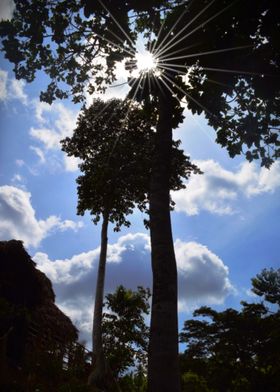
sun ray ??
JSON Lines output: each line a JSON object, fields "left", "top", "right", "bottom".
{"left": 92, "top": 30, "right": 135, "bottom": 57}
{"left": 106, "top": 27, "right": 136, "bottom": 55}
{"left": 152, "top": 0, "right": 195, "bottom": 57}
{"left": 160, "top": 72, "right": 216, "bottom": 119}
{"left": 150, "top": 8, "right": 169, "bottom": 55}
{"left": 154, "top": 42, "right": 201, "bottom": 63}
{"left": 158, "top": 44, "right": 252, "bottom": 63}
{"left": 153, "top": 73, "right": 168, "bottom": 99}
{"left": 98, "top": 0, "right": 135, "bottom": 48}
{"left": 154, "top": 0, "right": 215, "bottom": 58}
{"left": 156, "top": 61, "right": 262, "bottom": 76}
{"left": 129, "top": 72, "right": 146, "bottom": 102}
{"left": 157, "top": 63, "right": 232, "bottom": 90}
{"left": 155, "top": 0, "right": 237, "bottom": 60}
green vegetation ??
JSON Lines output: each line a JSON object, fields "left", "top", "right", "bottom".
{"left": 180, "top": 268, "right": 280, "bottom": 392}
{"left": 1, "top": 1, "right": 279, "bottom": 390}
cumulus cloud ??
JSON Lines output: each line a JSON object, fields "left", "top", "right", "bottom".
{"left": 0, "top": 69, "right": 27, "bottom": 104}
{"left": 0, "top": 0, "right": 14, "bottom": 20}
{"left": 175, "top": 240, "right": 234, "bottom": 310}
{"left": 29, "top": 101, "right": 80, "bottom": 172}
{"left": 0, "top": 185, "right": 84, "bottom": 247}
{"left": 30, "top": 101, "right": 78, "bottom": 150}
{"left": 33, "top": 233, "right": 233, "bottom": 342}
{"left": 0, "top": 70, "right": 8, "bottom": 100}
{"left": 172, "top": 160, "right": 280, "bottom": 216}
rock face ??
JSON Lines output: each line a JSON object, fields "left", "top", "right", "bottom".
{"left": 0, "top": 240, "right": 78, "bottom": 367}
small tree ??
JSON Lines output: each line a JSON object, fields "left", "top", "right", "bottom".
{"left": 102, "top": 286, "right": 151, "bottom": 379}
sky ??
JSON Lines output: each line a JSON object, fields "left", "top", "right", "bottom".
{"left": 1, "top": 1, "right": 280, "bottom": 348}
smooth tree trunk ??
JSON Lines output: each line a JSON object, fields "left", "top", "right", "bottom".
{"left": 88, "top": 210, "right": 110, "bottom": 389}
{"left": 147, "top": 89, "right": 181, "bottom": 392}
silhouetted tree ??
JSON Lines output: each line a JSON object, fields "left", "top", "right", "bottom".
{"left": 180, "top": 268, "right": 280, "bottom": 391}
{"left": 251, "top": 268, "right": 280, "bottom": 306}
{"left": 1, "top": 2, "right": 280, "bottom": 390}
{"left": 61, "top": 98, "right": 195, "bottom": 389}
{"left": 102, "top": 286, "right": 150, "bottom": 379}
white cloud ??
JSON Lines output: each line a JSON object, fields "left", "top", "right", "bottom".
{"left": 0, "top": 69, "right": 27, "bottom": 104}
{"left": 29, "top": 101, "right": 80, "bottom": 172}
{"left": 173, "top": 160, "right": 280, "bottom": 216}
{"left": 30, "top": 101, "right": 78, "bottom": 150}
{"left": 175, "top": 240, "right": 234, "bottom": 310}
{"left": 30, "top": 146, "right": 46, "bottom": 164}
{"left": 0, "top": 185, "right": 84, "bottom": 247}
{"left": 63, "top": 155, "right": 81, "bottom": 172}
{"left": 0, "top": 70, "right": 8, "bottom": 100}
{"left": 33, "top": 232, "right": 233, "bottom": 342}
{"left": 9, "top": 78, "right": 28, "bottom": 104}
{"left": 0, "top": 0, "right": 14, "bottom": 20}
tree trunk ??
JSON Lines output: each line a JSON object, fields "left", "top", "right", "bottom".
{"left": 147, "top": 90, "right": 181, "bottom": 392}
{"left": 88, "top": 210, "right": 111, "bottom": 389}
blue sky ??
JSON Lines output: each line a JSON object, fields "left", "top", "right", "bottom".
{"left": 1, "top": 1, "right": 280, "bottom": 348}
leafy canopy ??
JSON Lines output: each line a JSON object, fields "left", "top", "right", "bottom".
{"left": 1, "top": 0, "right": 280, "bottom": 166}
{"left": 180, "top": 268, "right": 280, "bottom": 391}
{"left": 102, "top": 285, "right": 151, "bottom": 377}
{"left": 61, "top": 98, "right": 199, "bottom": 230}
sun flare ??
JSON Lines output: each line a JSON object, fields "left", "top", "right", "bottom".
{"left": 135, "top": 50, "right": 158, "bottom": 73}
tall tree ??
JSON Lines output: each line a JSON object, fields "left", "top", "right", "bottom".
{"left": 61, "top": 97, "right": 195, "bottom": 389}
{"left": 62, "top": 98, "right": 153, "bottom": 389}
{"left": 1, "top": 2, "right": 280, "bottom": 390}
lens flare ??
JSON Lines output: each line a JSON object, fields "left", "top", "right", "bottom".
{"left": 135, "top": 50, "right": 158, "bottom": 73}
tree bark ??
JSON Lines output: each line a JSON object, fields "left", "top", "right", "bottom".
{"left": 147, "top": 89, "right": 181, "bottom": 392}
{"left": 88, "top": 210, "right": 110, "bottom": 389}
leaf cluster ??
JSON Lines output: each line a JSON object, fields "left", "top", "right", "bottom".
{"left": 1, "top": 0, "right": 279, "bottom": 168}
{"left": 102, "top": 285, "right": 151, "bottom": 377}
{"left": 61, "top": 98, "right": 197, "bottom": 230}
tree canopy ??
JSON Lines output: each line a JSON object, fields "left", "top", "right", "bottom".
{"left": 61, "top": 98, "right": 199, "bottom": 230}
{"left": 1, "top": 0, "right": 279, "bottom": 166}
{"left": 180, "top": 268, "right": 280, "bottom": 391}
{"left": 102, "top": 285, "right": 150, "bottom": 377}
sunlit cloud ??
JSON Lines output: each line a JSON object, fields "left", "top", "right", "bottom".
{"left": 34, "top": 232, "right": 233, "bottom": 343}
{"left": 0, "top": 185, "right": 84, "bottom": 247}
{"left": 173, "top": 160, "right": 280, "bottom": 216}
{"left": 0, "top": 69, "right": 27, "bottom": 104}
{"left": 175, "top": 240, "right": 235, "bottom": 311}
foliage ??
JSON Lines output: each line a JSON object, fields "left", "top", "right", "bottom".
{"left": 1, "top": 1, "right": 279, "bottom": 166}
{"left": 61, "top": 98, "right": 199, "bottom": 230}
{"left": 1, "top": 2, "right": 280, "bottom": 390}
{"left": 179, "top": 268, "right": 280, "bottom": 392}
{"left": 181, "top": 371, "right": 210, "bottom": 392}
{"left": 251, "top": 267, "right": 280, "bottom": 305}
{"left": 118, "top": 368, "right": 147, "bottom": 392}
{"left": 102, "top": 286, "right": 151, "bottom": 377}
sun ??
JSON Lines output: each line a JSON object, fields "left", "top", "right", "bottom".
{"left": 135, "top": 50, "right": 158, "bottom": 74}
